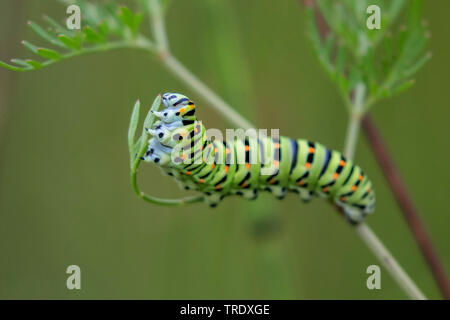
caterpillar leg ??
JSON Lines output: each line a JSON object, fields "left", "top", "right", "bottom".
{"left": 203, "top": 192, "right": 225, "bottom": 208}
{"left": 340, "top": 204, "right": 366, "bottom": 224}
{"left": 266, "top": 186, "right": 287, "bottom": 199}
{"left": 296, "top": 188, "right": 314, "bottom": 203}
{"left": 234, "top": 188, "right": 258, "bottom": 200}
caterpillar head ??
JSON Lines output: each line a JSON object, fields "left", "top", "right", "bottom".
{"left": 154, "top": 92, "right": 196, "bottom": 124}
{"left": 141, "top": 138, "right": 171, "bottom": 166}
{"left": 146, "top": 122, "right": 172, "bottom": 143}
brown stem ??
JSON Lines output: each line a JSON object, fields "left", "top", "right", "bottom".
{"left": 301, "top": 0, "right": 450, "bottom": 299}
{"left": 362, "top": 114, "right": 450, "bottom": 299}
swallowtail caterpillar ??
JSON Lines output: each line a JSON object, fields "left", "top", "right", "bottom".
{"left": 141, "top": 93, "right": 375, "bottom": 223}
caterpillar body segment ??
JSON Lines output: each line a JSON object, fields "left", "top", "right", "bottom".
{"left": 142, "top": 93, "right": 376, "bottom": 222}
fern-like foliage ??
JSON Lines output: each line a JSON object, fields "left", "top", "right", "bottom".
{"left": 307, "top": 0, "right": 430, "bottom": 109}
{"left": 0, "top": 0, "right": 148, "bottom": 72}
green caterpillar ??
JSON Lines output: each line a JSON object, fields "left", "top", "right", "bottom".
{"left": 142, "top": 93, "right": 375, "bottom": 223}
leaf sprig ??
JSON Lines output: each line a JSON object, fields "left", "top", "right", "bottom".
{"left": 0, "top": 1, "right": 148, "bottom": 72}
{"left": 127, "top": 95, "right": 204, "bottom": 206}
{"left": 307, "top": 0, "right": 430, "bottom": 111}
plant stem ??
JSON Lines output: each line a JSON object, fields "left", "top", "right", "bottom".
{"left": 355, "top": 223, "right": 426, "bottom": 300}
{"left": 343, "top": 83, "right": 365, "bottom": 159}
{"left": 149, "top": 0, "right": 169, "bottom": 52}
{"left": 344, "top": 84, "right": 426, "bottom": 300}
{"left": 131, "top": 167, "right": 203, "bottom": 206}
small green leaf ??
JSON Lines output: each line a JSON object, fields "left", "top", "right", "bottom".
{"left": 57, "top": 34, "right": 81, "bottom": 50}
{"left": 22, "top": 40, "right": 39, "bottom": 54}
{"left": 403, "top": 52, "right": 431, "bottom": 79}
{"left": 83, "top": 26, "right": 105, "bottom": 43}
{"left": 25, "top": 60, "right": 43, "bottom": 69}
{"left": 138, "top": 94, "right": 162, "bottom": 157}
{"left": 144, "top": 94, "right": 161, "bottom": 130}
{"left": 97, "top": 21, "right": 109, "bottom": 37}
{"left": 10, "top": 59, "right": 30, "bottom": 67}
{"left": 119, "top": 6, "right": 143, "bottom": 35}
{"left": 391, "top": 79, "right": 416, "bottom": 96}
{"left": 43, "top": 15, "right": 73, "bottom": 36}
{"left": 0, "top": 60, "right": 27, "bottom": 71}
{"left": 132, "top": 135, "right": 143, "bottom": 160}
{"left": 37, "top": 47, "right": 61, "bottom": 60}
{"left": 27, "top": 20, "right": 65, "bottom": 48}
{"left": 120, "top": 7, "right": 135, "bottom": 27}
{"left": 128, "top": 99, "right": 141, "bottom": 157}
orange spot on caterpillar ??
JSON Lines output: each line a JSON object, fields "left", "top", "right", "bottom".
{"left": 241, "top": 181, "right": 248, "bottom": 188}
{"left": 273, "top": 160, "right": 280, "bottom": 167}
{"left": 180, "top": 131, "right": 187, "bottom": 137}
{"left": 351, "top": 185, "right": 357, "bottom": 191}
{"left": 179, "top": 107, "right": 186, "bottom": 113}
{"left": 269, "top": 179, "right": 277, "bottom": 184}
{"left": 199, "top": 179, "right": 205, "bottom": 183}
{"left": 297, "top": 180, "right": 305, "bottom": 186}
{"left": 224, "top": 165, "right": 229, "bottom": 173}
{"left": 339, "top": 160, "right": 346, "bottom": 166}
{"left": 214, "top": 148, "right": 218, "bottom": 153}
{"left": 211, "top": 164, "right": 216, "bottom": 169}
{"left": 322, "top": 187, "right": 329, "bottom": 192}
{"left": 245, "top": 163, "right": 251, "bottom": 170}
{"left": 340, "top": 197, "right": 346, "bottom": 202}
{"left": 215, "top": 185, "right": 222, "bottom": 190}
{"left": 225, "top": 148, "right": 230, "bottom": 154}
{"left": 274, "top": 143, "right": 281, "bottom": 149}
{"left": 244, "top": 145, "right": 250, "bottom": 151}
{"left": 305, "top": 163, "right": 311, "bottom": 169}
{"left": 358, "top": 175, "right": 363, "bottom": 181}
{"left": 308, "top": 147, "right": 315, "bottom": 153}
{"left": 333, "top": 173, "right": 339, "bottom": 180}
{"left": 185, "top": 171, "right": 191, "bottom": 175}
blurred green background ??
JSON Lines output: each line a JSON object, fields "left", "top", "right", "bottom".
{"left": 0, "top": 0, "right": 448, "bottom": 299}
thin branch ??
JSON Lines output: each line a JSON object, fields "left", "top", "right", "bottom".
{"left": 343, "top": 83, "right": 365, "bottom": 159}
{"left": 355, "top": 223, "right": 426, "bottom": 299}
{"left": 149, "top": 0, "right": 170, "bottom": 52}
{"left": 345, "top": 87, "right": 426, "bottom": 300}
{"left": 362, "top": 114, "right": 450, "bottom": 299}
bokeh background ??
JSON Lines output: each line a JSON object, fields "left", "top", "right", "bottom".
{"left": 0, "top": 0, "right": 448, "bottom": 299}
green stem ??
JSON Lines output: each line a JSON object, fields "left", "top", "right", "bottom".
{"left": 343, "top": 83, "right": 365, "bottom": 159}
{"left": 130, "top": 167, "right": 203, "bottom": 206}
{"left": 343, "top": 84, "right": 426, "bottom": 300}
